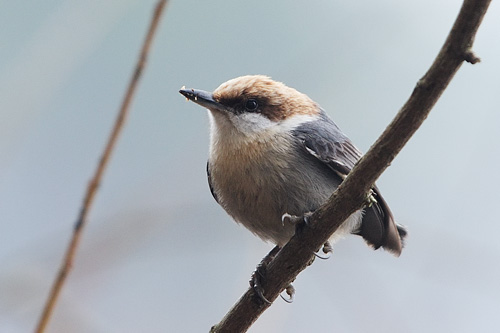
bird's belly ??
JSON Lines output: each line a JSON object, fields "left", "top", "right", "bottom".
{"left": 210, "top": 153, "right": 358, "bottom": 246}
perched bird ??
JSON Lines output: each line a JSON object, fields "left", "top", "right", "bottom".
{"left": 179, "top": 75, "right": 406, "bottom": 257}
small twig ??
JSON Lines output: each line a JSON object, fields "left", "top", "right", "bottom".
{"left": 34, "top": 1, "right": 168, "bottom": 332}
{"left": 210, "top": 0, "right": 491, "bottom": 332}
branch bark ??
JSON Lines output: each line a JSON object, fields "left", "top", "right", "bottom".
{"left": 34, "top": 1, "right": 168, "bottom": 332}
{"left": 210, "top": 0, "right": 491, "bottom": 331}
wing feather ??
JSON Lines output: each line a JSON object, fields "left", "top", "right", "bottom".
{"left": 293, "top": 110, "right": 405, "bottom": 255}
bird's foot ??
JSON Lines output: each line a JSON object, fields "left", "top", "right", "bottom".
{"left": 314, "top": 241, "right": 333, "bottom": 260}
{"left": 250, "top": 264, "right": 271, "bottom": 304}
{"left": 250, "top": 245, "right": 281, "bottom": 304}
{"left": 366, "top": 189, "right": 378, "bottom": 207}
{"left": 282, "top": 212, "right": 333, "bottom": 259}
{"left": 282, "top": 212, "right": 313, "bottom": 227}
{"left": 280, "top": 284, "right": 295, "bottom": 303}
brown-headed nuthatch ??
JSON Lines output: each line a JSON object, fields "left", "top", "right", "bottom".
{"left": 180, "top": 75, "right": 407, "bottom": 257}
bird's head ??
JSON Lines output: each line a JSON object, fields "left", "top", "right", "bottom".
{"left": 180, "top": 75, "right": 320, "bottom": 138}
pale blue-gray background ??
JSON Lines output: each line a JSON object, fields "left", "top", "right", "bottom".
{"left": 1, "top": 1, "right": 499, "bottom": 332}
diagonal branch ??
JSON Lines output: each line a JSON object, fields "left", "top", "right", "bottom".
{"left": 210, "top": 0, "right": 491, "bottom": 332}
{"left": 34, "top": 1, "right": 168, "bottom": 332}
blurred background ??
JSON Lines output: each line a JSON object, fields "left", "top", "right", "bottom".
{"left": 1, "top": 1, "right": 499, "bottom": 332}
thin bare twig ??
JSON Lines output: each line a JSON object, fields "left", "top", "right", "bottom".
{"left": 210, "top": 0, "right": 491, "bottom": 332}
{"left": 35, "top": 1, "right": 168, "bottom": 332}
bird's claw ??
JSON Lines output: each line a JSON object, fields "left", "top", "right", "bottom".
{"left": 280, "top": 284, "right": 295, "bottom": 303}
{"left": 366, "top": 189, "right": 378, "bottom": 207}
{"left": 281, "top": 212, "right": 313, "bottom": 226}
{"left": 314, "top": 241, "right": 333, "bottom": 259}
{"left": 249, "top": 245, "right": 281, "bottom": 304}
{"left": 282, "top": 213, "right": 303, "bottom": 226}
{"left": 250, "top": 266, "right": 271, "bottom": 304}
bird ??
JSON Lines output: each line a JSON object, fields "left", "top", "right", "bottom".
{"left": 180, "top": 74, "right": 406, "bottom": 259}
{"left": 179, "top": 75, "right": 407, "bottom": 302}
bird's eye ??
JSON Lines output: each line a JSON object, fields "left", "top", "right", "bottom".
{"left": 245, "top": 99, "right": 259, "bottom": 112}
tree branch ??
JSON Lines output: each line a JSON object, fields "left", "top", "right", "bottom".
{"left": 34, "top": 1, "right": 168, "bottom": 332}
{"left": 210, "top": 0, "right": 491, "bottom": 331}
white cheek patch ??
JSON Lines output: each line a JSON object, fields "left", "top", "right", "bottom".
{"left": 277, "top": 114, "right": 317, "bottom": 131}
{"left": 231, "top": 112, "right": 318, "bottom": 135}
{"left": 229, "top": 112, "right": 275, "bottom": 135}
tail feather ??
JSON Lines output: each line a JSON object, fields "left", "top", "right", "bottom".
{"left": 353, "top": 186, "right": 407, "bottom": 256}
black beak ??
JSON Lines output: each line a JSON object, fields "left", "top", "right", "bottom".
{"left": 179, "top": 88, "right": 226, "bottom": 112}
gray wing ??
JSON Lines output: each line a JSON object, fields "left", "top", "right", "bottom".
{"left": 293, "top": 110, "right": 405, "bottom": 255}
{"left": 292, "top": 110, "right": 361, "bottom": 179}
